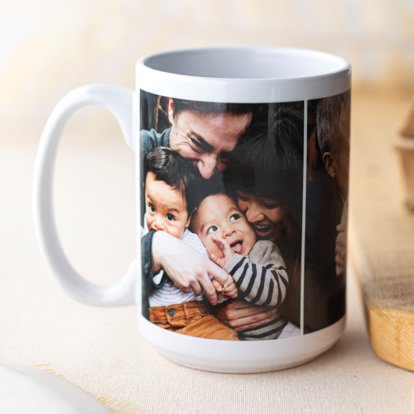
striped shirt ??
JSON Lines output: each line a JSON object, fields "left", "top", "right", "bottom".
{"left": 224, "top": 240, "right": 289, "bottom": 340}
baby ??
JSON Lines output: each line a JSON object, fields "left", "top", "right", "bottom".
{"left": 144, "top": 147, "right": 238, "bottom": 340}
{"left": 191, "top": 192, "right": 290, "bottom": 340}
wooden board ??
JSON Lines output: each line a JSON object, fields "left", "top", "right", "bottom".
{"left": 350, "top": 89, "right": 414, "bottom": 371}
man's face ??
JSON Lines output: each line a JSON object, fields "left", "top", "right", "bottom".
{"left": 168, "top": 102, "right": 252, "bottom": 180}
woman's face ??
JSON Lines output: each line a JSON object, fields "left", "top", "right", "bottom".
{"left": 237, "top": 192, "right": 284, "bottom": 240}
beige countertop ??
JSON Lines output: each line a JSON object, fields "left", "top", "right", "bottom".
{"left": 0, "top": 88, "right": 413, "bottom": 413}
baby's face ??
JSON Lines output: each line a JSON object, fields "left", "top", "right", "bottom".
{"left": 192, "top": 194, "right": 256, "bottom": 257}
{"left": 145, "top": 172, "right": 189, "bottom": 239}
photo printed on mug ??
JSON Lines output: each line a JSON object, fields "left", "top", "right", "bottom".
{"left": 304, "top": 91, "right": 350, "bottom": 333}
{"left": 139, "top": 90, "right": 349, "bottom": 341}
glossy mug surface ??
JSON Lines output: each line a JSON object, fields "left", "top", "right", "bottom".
{"left": 34, "top": 47, "right": 351, "bottom": 373}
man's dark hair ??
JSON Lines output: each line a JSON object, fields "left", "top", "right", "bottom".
{"left": 316, "top": 91, "right": 350, "bottom": 155}
{"left": 145, "top": 147, "right": 201, "bottom": 214}
{"left": 172, "top": 98, "right": 253, "bottom": 118}
{"left": 224, "top": 105, "right": 304, "bottom": 224}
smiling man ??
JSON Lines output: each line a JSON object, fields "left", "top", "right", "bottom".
{"left": 141, "top": 98, "right": 252, "bottom": 180}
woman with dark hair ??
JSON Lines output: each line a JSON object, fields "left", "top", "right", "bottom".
{"left": 220, "top": 105, "right": 304, "bottom": 333}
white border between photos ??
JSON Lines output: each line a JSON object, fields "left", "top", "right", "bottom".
{"left": 300, "top": 101, "right": 308, "bottom": 335}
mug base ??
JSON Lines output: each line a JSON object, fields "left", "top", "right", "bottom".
{"left": 139, "top": 316, "right": 345, "bottom": 373}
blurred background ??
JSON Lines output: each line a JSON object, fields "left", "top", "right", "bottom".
{"left": 1, "top": 0, "right": 414, "bottom": 146}
{"left": 1, "top": 3, "right": 414, "bottom": 411}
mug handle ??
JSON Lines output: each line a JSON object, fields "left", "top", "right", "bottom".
{"left": 33, "top": 84, "right": 137, "bottom": 306}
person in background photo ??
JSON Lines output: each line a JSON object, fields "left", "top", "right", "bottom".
{"left": 316, "top": 91, "right": 350, "bottom": 278}
{"left": 303, "top": 91, "right": 350, "bottom": 332}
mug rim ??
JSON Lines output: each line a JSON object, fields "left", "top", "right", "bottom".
{"left": 136, "top": 46, "right": 351, "bottom": 103}
{"left": 138, "top": 46, "right": 350, "bottom": 81}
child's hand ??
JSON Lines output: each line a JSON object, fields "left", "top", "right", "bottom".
{"left": 211, "top": 278, "right": 223, "bottom": 293}
{"left": 210, "top": 236, "right": 234, "bottom": 268}
{"left": 210, "top": 274, "right": 238, "bottom": 300}
{"left": 222, "top": 274, "right": 238, "bottom": 299}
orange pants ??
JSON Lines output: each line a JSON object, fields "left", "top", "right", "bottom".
{"left": 149, "top": 301, "right": 238, "bottom": 341}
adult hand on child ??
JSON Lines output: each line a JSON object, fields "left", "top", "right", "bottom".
{"left": 218, "top": 300, "right": 278, "bottom": 332}
{"left": 222, "top": 275, "right": 238, "bottom": 299}
{"left": 152, "top": 231, "right": 230, "bottom": 306}
{"left": 211, "top": 274, "right": 238, "bottom": 300}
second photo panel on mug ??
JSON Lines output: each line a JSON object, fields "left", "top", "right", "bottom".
{"left": 304, "top": 92, "right": 350, "bottom": 333}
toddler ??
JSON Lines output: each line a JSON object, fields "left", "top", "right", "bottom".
{"left": 144, "top": 147, "right": 238, "bottom": 340}
{"left": 192, "top": 192, "right": 290, "bottom": 340}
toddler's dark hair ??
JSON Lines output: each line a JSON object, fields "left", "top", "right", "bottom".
{"left": 145, "top": 147, "right": 200, "bottom": 214}
{"left": 187, "top": 172, "right": 232, "bottom": 232}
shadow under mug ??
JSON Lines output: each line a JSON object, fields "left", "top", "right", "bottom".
{"left": 33, "top": 46, "right": 351, "bottom": 373}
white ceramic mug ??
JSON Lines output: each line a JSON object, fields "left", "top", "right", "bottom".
{"left": 34, "top": 47, "right": 351, "bottom": 373}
